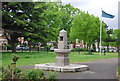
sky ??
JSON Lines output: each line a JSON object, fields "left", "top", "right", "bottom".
{"left": 61, "top": 0, "right": 119, "bottom": 29}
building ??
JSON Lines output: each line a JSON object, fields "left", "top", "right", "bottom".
{"left": 0, "top": 29, "right": 28, "bottom": 50}
{"left": 75, "top": 40, "right": 87, "bottom": 48}
{"left": 18, "top": 37, "right": 24, "bottom": 44}
{"left": 0, "top": 29, "right": 8, "bottom": 50}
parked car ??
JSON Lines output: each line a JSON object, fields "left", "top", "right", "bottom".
{"left": 50, "top": 47, "right": 58, "bottom": 51}
{"left": 16, "top": 45, "right": 29, "bottom": 51}
{"left": 109, "top": 49, "right": 117, "bottom": 52}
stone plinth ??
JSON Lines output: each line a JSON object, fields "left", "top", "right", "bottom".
{"left": 35, "top": 63, "right": 89, "bottom": 72}
{"left": 54, "top": 49, "right": 71, "bottom": 66}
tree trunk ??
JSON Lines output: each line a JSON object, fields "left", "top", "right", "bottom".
{"left": 87, "top": 44, "right": 89, "bottom": 51}
{"left": 73, "top": 40, "right": 76, "bottom": 48}
{"left": 107, "top": 45, "right": 109, "bottom": 52}
{"left": 11, "top": 42, "right": 16, "bottom": 53}
{"left": 88, "top": 44, "right": 92, "bottom": 54}
{"left": 107, "top": 42, "right": 109, "bottom": 52}
{"left": 43, "top": 42, "right": 47, "bottom": 52}
{"left": 117, "top": 46, "right": 120, "bottom": 53}
{"left": 10, "top": 33, "right": 19, "bottom": 53}
{"left": 92, "top": 43, "right": 96, "bottom": 52}
{"left": 84, "top": 42, "right": 86, "bottom": 52}
{"left": 88, "top": 47, "right": 91, "bottom": 54}
{"left": 5, "top": 32, "right": 20, "bottom": 53}
{"left": 97, "top": 42, "right": 100, "bottom": 52}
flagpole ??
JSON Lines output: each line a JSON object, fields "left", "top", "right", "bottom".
{"left": 100, "top": 8, "right": 102, "bottom": 55}
{"left": 99, "top": 9, "right": 115, "bottom": 55}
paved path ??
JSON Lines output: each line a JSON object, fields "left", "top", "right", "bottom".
{"left": 18, "top": 58, "right": 118, "bottom": 80}
{"left": 57, "top": 58, "right": 118, "bottom": 79}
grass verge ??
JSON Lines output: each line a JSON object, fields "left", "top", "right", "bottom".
{"left": 1, "top": 51, "right": 118, "bottom": 66}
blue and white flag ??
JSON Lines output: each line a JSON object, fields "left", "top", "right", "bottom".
{"left": 102, "top": 10, "right": 115, "bottom": 19}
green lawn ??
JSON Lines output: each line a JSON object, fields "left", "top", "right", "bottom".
{"left": 1, "top": 51, "right": 118, "bottom": 66}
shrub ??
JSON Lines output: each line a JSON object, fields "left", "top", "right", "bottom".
{"left": 71, "top": 49, "right": 76, "bottom": 52}
{"left": 12, "top": 54, "right": 19, "bottom": 63}
{"left": 22, "top": 69, "right": 45, "bottom": 80}
{"left": 2, "top": 65, "right": 12, "bottom": 79}
{"left": 71, "top": 48, "right": 84, "bottom": 52}
{"left": 1, "top": 54, "right": 57, "bottom": 80}
{"left": 2, "top": 66, "right": 57, "bottom": 80}
{"left": 6, "top": 45, "right": 12, "bottom": 50}
{"left": 75, "top": 48, "right": 84, "bottom": 51}
{"left": 1, "top": 65, "right": 22, "bottom": 80}
{"left": 14, "top": 68, "right": 22, "bottom": 79}
{"left": 47, "top": 72, "right": 57, "bottom": 81}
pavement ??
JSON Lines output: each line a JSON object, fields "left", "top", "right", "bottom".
{"left": 57, "top": 58, "right": 118, "bottom": 79}
{"left": 18, "top": 58, "right": 119, "bottom": 80}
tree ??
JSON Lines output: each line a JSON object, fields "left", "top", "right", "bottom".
{"left": 2, "top": 2, "right": 35, "bottom": 52}
{"left": 70, "top": 11, "right": 107, "bottom": 54}
{"left": 108, "top": 29, "right": 119, "bottom": 48}
{"left": 38, "top": 3, "right": 80, "bottom": 41}
{"left": 2, "top": 2, "right": 80, "bottom": 52}
{"left": 2, "top": 2, "right": 53, "bottom": 52}
{"left": 103, "top": 29, "right": 119, "bottom": 52}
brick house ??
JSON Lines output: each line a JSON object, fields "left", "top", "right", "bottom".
{"left": 0, "top": 29, "right": 8, "bottom": 50}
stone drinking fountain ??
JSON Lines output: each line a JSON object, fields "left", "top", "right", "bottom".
{"left": 54, "top": 29, "right": 70, "bottom": 66}
{"left": 35, "top": 29, "right": 89, "bottom": 72}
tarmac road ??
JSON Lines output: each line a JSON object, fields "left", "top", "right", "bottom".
{"left": 57, "top": 58, "right": 118, "bottom": 79}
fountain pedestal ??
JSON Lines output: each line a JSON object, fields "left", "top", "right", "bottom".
{"left": 55, "top": 49, "right": 71, "bottom": 66}
{"left": 35, "top": 29, "right": 89, "bottom": 72}
{"left": 54, "top": 29, "right": 70, "bottom": 67}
